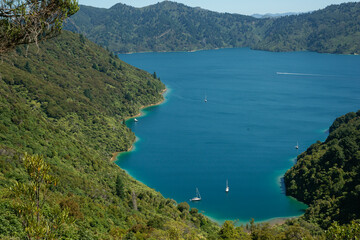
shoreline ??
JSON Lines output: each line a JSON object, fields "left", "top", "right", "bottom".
{"left": 109, "top": 86, "right": 301, "bottom": 226}
{"left": 110, "top": 87, "right": 167, "bottom": 162}
{"left": 117, "top": 46, "right": 359, "bottom": 56}
{"left": 261, "top": 216, "right": 296, "bottom": 226}
{"left": 124, "top": 88, "right": 167, "bottom": 122}
{"left": 110, "top": 145, "right": 133, "bottom": 162}
{"left": 239, "top": 215, "right": 298, "bottom": 227}
{"left": 207, "top": 214, "right": 300, "bottom": 227}
{"left": 119, "top": 49, "right": 208, "bottom": 55}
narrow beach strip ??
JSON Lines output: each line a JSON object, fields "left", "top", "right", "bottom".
{"left": 110, "top": 87, "right": 167, "bottom": 162}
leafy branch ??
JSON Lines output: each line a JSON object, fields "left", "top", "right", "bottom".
{"left": 0, "top": 0, "right": 79, "bottom": 54}
{"left": 7, "top": 153, "right": 73, "bottom": 239}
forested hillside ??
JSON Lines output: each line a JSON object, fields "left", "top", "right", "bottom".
{"left": 0, "top": 31, "right": 221, "bottom": 239}
{"left": 65, "top": 1, "right": 360, "bottom": 54}
{"left": 65, "top": 1, "right": 258, "bottom": 53}
{"left": 255, "top": 2, "right": 360, "bottom": 53}
{"left": 284, "top": 111, "right": 360, "bottom": 229}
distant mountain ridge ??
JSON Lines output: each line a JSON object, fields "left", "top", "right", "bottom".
{"left": 65, "top": 1, "right": 360, "bottom": 54}
{"left": 254, "top": 3, "right": 360, "bottom": 53}
{"left": 65, "top": 1, "right": 258, "bottom": 53}
{"left": 251, "top": 12, "right": 301, "bottom": 18}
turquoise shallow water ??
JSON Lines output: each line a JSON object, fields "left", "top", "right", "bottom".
{"left": 117, "top": 48, "right": 360, "bottom": 224}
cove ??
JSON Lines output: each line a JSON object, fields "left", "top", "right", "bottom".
{"left": 116, "top": 48, "right": 360, "bottom": 224}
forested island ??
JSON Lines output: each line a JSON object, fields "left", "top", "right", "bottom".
{"left": 65, "top": 1, "right": 360, "bottom": 54}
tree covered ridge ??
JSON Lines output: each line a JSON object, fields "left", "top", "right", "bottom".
{"left": 284, "top": 110, "right": 360, "bottom": 228}
{"left": 65, "top": 1, "right": 259, "bottom": 53}
{"left": 1, "top": 30, "right": 165, "bottom": 157}
{"left": 0, "top": 31, "right": 221, "bottom": 239}
{"left": 255, "top": 2, "right": 360, "bottom": 53}
{"left": 65, "top": 1, "right": 360, "bottom": 54}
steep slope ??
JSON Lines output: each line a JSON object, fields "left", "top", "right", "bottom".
{"left": 1, "top": 31, "right": 167, "bottom": 156}
{"left": 284, "top": 111, "right": 360, "bottom": 228}
{"left": 0, "top": 31, "right": 219, "bottom": 239}
{"left": 65, "top": 1, "right": 360, "bottom": 54}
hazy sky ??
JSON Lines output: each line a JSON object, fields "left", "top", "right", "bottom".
{"left": 78, "top": 0, "right": 353, "bottom": 15}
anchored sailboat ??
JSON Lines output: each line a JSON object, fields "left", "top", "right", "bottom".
{"left": 225, "top": 180, "right": 229, "bottom": 193}
{"left": 190, "top": 188, "right": 201, "bottom": 201}
{"left": 295, "top": 141, "right": 299, "bottom": 149}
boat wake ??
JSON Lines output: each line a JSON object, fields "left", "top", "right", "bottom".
{"left": 276, "top": 72, "right": 324, "bottom": 77}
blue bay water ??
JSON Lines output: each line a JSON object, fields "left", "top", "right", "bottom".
{"left": 117, "top": 48, "right": 360, "bottom": 224}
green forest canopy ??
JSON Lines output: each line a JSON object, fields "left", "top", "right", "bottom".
{"left": 284, "top": 111, "right": 360, "bottom": 229}
{"left": 65, "top": 1, "right": 360, "bottom": 54}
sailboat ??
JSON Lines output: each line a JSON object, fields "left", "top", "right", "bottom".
{"left": 190, "top": 188, "right": 201, "bottom": 201}
{"left": 295, "top": 141, "right": 299, "bottom": 149}
{"left": 134, "top": 118, "right": 138, "bottom": 122}
{"left": 204, "top": 95, "right": 207, "bottom": 103}
{"left": 225, "top": 180, "right": 229, "bottom": 193}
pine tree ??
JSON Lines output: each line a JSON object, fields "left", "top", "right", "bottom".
{"left": 115, "top": 175, "right": 124, "bottom": 199}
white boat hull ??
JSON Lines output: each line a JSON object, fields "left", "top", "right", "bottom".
{"left": 191, "top": 188, "right": 201, "bottom": 201}
{"left": 190, "top": 197, "right": 201, "bottom": 201}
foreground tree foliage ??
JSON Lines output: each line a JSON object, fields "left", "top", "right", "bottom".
{"left": 0, "top": 0, "right": 79, "bottom": 54}
{"left": 7, "top": 153, "right": 73, "bottom": 239}
{"left": 326, "top": 220, "right": 360, "bottom": 240}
